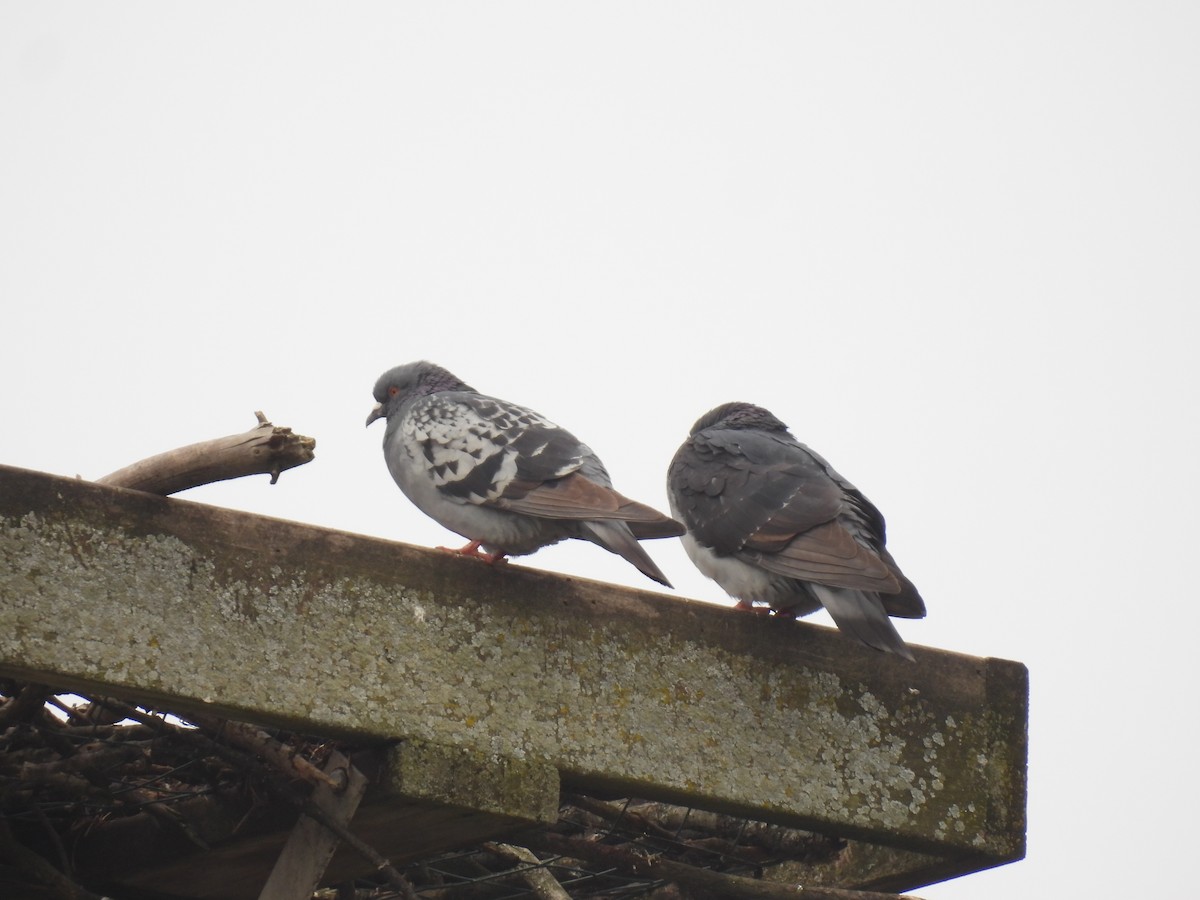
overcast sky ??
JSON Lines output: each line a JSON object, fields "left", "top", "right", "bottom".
{"left": 3, "top": 3, "right": 1198, "bottom": 896}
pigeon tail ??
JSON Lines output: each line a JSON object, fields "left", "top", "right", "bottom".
{"left": 580, "top": 520, "right": 674, "bottom": 588}
{"left": 809, "top": 584, "right": 915, "bottom": 661}
{"left": 878, "top": 549, "right": 928, "bottom": 619}
{"left": 627, "top": 517, "right": 688, "bottom": 540}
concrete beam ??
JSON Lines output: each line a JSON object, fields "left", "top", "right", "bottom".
{"left": 0, "top": 465, "right": 1027, "bottom": 886}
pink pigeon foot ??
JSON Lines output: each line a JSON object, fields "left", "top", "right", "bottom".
{"left": 437, "top": 540, "right": 508, "bottom": 566}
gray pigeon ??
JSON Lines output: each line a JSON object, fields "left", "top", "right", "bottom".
{"left": 667, "top": 402, "right": 926, "bottom": 659}
{"left": 367, "top": 361, "right": 685, "bottom": 587}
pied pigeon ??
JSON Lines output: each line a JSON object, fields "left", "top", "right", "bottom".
{"left": 367, "top": 361, "right": 684, "bottom": 587}
{"left": 667, "top": 402, "right": 926, "bottom": 659}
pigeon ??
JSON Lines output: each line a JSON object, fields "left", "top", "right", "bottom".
{"left": 367, "top": 361, "right": 685, "bottom": 587}
{"left": 667, "top": 402, "right": 926, "bottom": 659}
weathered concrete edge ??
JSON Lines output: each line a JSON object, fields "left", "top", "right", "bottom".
{"left": 984, "top": 656, "right": 1029, "bottom": 862}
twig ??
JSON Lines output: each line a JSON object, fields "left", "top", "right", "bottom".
{"left": 185, "top": 713, "right": 344, "bottom": 791}
{"left": 71, "top": 700, "right": 285, "bottom": 787}
{"left": 18, "top": 744, "right": 144, "bottom": 779}
{"left": 620, "top": 801, "right": 843, "bottom": 861}
{"left": 44, "top": 695, "right": 90, "bottom": 725}
{"left": 70, "top": 694, "right": 136, "bottom": 727}
{"left": 118, "top": 786, "right": 211, "bottom": 850}
{"left": 482, "top": 842, "right": 572, "bottom": 900}
{"left": 69, "top": 699, "right": 170, "bottom": 734}
{"left": 52, "top": 722, "right": 159, "bottom": 741}
{"left": 525, "top": 832, "right": 925, "bottom": 900}
{"left": 563, "top": 793, "right": 680, "bottom": 841}
{"left": 96, "top": 411, "right": 315, "bottom": 495}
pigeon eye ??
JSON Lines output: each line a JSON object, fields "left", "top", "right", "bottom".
{"left": 388, "top": 386, "right": 400, "bottom": 397}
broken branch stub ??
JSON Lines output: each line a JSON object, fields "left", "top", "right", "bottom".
{"left": 96, "top": 411, "right": 316, "bottom": 496}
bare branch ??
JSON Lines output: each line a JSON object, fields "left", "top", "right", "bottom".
{"left": 16, "top": 743, "right": 143, "bottom": 779}
{"left": 482, "top": 842, "right": 572, "bottom": 900}
{"left": 185, "top": 713, "right": 344, "bottom": 792}
{"left": 563, "top": 793, "right": 680, "bottom": 841}
{"left": 96, "top": 412, "right": 315, "bottom": 496}
{"left": 525, "top": 832, "right": 926, "bottom": 900}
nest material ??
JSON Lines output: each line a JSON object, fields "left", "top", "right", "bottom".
{"left": 0, "top": 687, "right": 856, "bottom": 900}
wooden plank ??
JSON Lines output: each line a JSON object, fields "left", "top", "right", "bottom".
{"left": 0, "top": 465, "right": 1027, "bottom": 889}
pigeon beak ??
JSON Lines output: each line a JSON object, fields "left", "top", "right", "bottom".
{"left": 365, "top": 403, "right": 384, "bottom": 427}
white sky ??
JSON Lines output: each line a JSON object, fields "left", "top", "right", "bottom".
{"left": 2, "top": 3, "right": 1198, "bottom": 896}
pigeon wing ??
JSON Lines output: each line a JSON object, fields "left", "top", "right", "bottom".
{"left": 500, "top": 473, "right": 685, "bottom": 532}
{"left": 414, "top": 393, "right": 682, "bottom": 530}
{"left": 670, "top": 428, "right": 842, "bottom": 550}
{"left": 670, "top": 428, "right": 898, "bottom": 591}
{"left": 407, "top": 393, "right": 582, "bottom": 504}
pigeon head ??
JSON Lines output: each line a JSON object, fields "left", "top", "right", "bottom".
{"left": 366, "top": 361, "right": 474, "bottom": 427}
{"left": 691, "top": 402, "right": 790, "bottom": 435}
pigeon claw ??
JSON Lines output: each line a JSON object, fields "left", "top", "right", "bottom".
{"left": 437, "top": 540, "right": 509, "bottom": 567}
{"left": 733, "top": 599, "right": 774, "bottom": 617}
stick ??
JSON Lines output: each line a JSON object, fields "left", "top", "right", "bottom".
{"left": 17, "top": 744, "right": 144, "bottom": 779}
{"left": 482, "top": 842, "right": 573, "bottom": 900}
{"left": 592, "top": 800, "right": 843, "bottom": 861}
{"left": 563, "top": 793, "right": 680, "bottom": 841}
{"left": 525, "top": 832, "right": 925, "bottom": 900}
{"left": 185, "top": 714, "right": 345, "bottom": 791}
{"left": 96, "top": 411, "right": 315, "bottom": 496}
